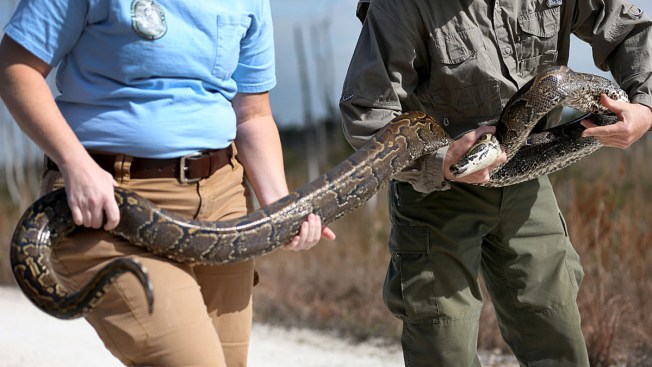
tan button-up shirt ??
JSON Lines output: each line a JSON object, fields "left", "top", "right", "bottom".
{"left": 340, "top": 0, "right": 652, "bottom": 192}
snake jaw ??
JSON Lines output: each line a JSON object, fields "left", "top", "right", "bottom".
{"left": 451, "top": 133, "right": 503, "bottom": 178}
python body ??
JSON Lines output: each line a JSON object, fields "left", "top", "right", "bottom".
{"left": 11, "top": 66, "right": 628, "bottom": 319}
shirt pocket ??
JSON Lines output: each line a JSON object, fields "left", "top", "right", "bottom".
{"left": 213, "top": 14, "right": 252, "bottom": 80}
{"left": 517, "top": 7, "right": 560, "bottom": 77}
{"left": 431, "top": 26, "right": 486, "bottom": 65}
{"left": 424, "top": 27, "right": 501, "bottom": 136}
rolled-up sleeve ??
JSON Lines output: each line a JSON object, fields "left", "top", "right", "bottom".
{"left": 570, "top": 0, "right": 652, "bottom": 108}
{"left": 339, "top": 1, "right": 450, "bottom": 192}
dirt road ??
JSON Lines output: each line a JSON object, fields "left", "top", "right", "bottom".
{"left": 0, "top": 286, "right": 517, "bottom": 367}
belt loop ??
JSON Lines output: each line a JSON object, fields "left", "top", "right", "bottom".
{"left": 42, "top": 156, "right": 52, "bottom": 178}
{"left": 208, "top": 151, "right": 215, "bottom": 174}
{"left": 229, "top": 143, "right": 238, "bottom": 170}
{"left": 113, "top": 154, "right": 133, "bottom": 184}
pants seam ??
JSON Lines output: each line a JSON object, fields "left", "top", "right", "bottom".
{"left": 489, "top": 242, "right": 534, "bottom": 364}
{"left": 86, "top": 258, "right": 152, "bottom": 365}
{"left": 407, "top": 312, "right": 482, "bottom": 325}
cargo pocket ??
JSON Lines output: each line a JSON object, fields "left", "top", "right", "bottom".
{"left": 383, "top": 225, "right": 438, "bottom": 323}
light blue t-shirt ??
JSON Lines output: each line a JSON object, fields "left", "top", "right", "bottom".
{"left": 4, "top": 0, "right": 276, "bottom": 158}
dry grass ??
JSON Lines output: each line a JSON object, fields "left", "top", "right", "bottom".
{"left": 0, "top": 136, "right": 650, "bottom": 365}
{"left": 252, "top": 190, "right": 401, "bottom": 340}
{"left": 551, "top": 139, "right": 652, "bottom": 366}
{"left": 254, "top": 135, "right": 652, "bottom": 365}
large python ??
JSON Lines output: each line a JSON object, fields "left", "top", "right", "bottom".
{"left": 11, "top": 65, "right": 629, "bottom": 319}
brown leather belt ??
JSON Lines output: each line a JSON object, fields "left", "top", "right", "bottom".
{"left": 46, "top": 146, "right": 233, "bottom": 183}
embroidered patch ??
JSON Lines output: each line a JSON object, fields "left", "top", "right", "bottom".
{"left": 131, "top": 0, "right": 167, "bottom": 40}
{"left": 341, "top": 93, "right": 353, "bottom": 102}
{"left": 623, "top": 5, "right": 643, "bottom": 20}
{"left": 546, "top": 0, "right": 563, "bottom": 7}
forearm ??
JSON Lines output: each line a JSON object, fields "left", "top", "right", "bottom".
{"left": 233, "top": 92, "right": 335, "bottom": 248}
{"left": 233, "top": 97, "right": 289, "bottom": 207}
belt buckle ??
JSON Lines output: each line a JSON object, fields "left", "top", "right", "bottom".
{"left": 179, "top": 151, "right": 207, "bottom": 184}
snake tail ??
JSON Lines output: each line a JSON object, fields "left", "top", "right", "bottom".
{"left": 10, "top": 188, "right": 153, "bottom": 319}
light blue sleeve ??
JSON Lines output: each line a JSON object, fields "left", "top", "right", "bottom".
{"left": 3, "top": 0, "right": 87, "bottom": 66}
{"left": 232, "top": 0, "right": 276, "bottom": 93}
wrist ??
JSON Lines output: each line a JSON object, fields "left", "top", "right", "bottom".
{"left": 56, "top": 149, "right": 94, "bottom": 172}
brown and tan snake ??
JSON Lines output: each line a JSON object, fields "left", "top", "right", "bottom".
{"left": 10, "top": 65, "right": 628, "bottom": 319}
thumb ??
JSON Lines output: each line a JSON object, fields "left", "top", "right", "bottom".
{"left": 600, "top": 93, "right": 625, "bottom": 114}
{"left": 321, "top": 226, "right": 336, "bottom": 241}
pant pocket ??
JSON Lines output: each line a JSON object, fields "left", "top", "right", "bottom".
{"left": 383, "top": 225, "right": 439, "bottom": 323}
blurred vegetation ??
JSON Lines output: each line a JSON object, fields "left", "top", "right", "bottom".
{"left": 1, "top": 118, "right": 650, "bottom": 366}
{"left": 255, "top": 121, "right": 652, "bottom": 366}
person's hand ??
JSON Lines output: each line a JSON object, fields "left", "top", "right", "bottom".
{"left": 59, "top": 157, "right": 120, "bottom": 231}
{"left": 444, "top": 125, "right": 507, "bottom": 184}
{"left": 581, "top": 94, "right": 652, "bottom": 148}
{"left": 283, "top": 213, "right": 336, "bottom": 251}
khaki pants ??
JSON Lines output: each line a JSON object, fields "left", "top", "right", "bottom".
{"left": 42, "top": 151, "right": 254, "bottom": 367}
{"left": 385, "top": 176, "right": 589, "bottom": 367}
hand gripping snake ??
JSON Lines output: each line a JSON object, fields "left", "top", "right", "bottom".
{"left": 10, "top": 65, "right": 629, "bottom": 319}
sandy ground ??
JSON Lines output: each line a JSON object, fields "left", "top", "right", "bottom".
{"left": 0, "top": 285, "right": 404, "bottom": 367}
{"left": 0, "top": 286, "right": 517, "bottom": 367}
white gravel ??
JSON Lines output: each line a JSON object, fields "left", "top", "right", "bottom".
{"left": 0, "top": 286, "right": 404, "bottom": 367}
{"left": 0, "top": 286, "right": 518, "bottom": 367}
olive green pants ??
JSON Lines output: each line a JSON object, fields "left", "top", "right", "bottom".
{"left": 385, "top": 176, "right": 589, "bottom": 367}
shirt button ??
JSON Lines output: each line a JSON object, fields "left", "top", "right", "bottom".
{"left": 503, "top": 46, "right": 513, "bottom": 56}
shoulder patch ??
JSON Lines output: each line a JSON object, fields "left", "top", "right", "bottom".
{"left": 131, "top": 0, "right": 167, "bottom": 40}
{"left": 623, "top": 5, "right": 643, "bottom": 20}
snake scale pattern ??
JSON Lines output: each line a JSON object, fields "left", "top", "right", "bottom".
{"left": 11, "top": 65, "right": 629, "bottom": 319}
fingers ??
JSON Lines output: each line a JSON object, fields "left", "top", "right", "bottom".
{"left": 321, "top": 226, "right": 337, "bottom": 241}
{"left": 67, "top": 190, "right": 99, "bottom": 228}
{"left": 283, "top": 214, "right": 335, "bottom": 251}
{"left": 582, "top": 119, "right": 638, "bottom": 148}
{"left": 67, "top": 188, "right": 120, "bottom": 230}
{"left": 68, "top": 202, "right": 84, "bottom": 228}
{"left": 599, "top": 93, "right": 626, "bottom": 113}
{"left": 581, "top": 94, "right": 652, "bottom": 149}
{"left": 89, "top": 195, "right": 105, "bottom": 229}
{"left": 283, "top": 214, "right": 319, "bottom": 251}
{"left": 462, "top": 125, "right": 496, "bottom": 144}
{"left": 301, "top": 214, "right": 321, "bottom": 244}
{"left": 103, "top": 195, "right": 121, "bottom": 231}
{"left": 63, "top": 165, "right": 120, "bottom": 230}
